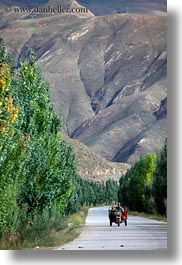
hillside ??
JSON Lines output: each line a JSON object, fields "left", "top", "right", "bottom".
{"left": 77, "top": 0, "right": 167, "bottom": 16}
{"left": 0, "top": 0, "right": 167, "bottom": 164}
{"left": 63, "top": 134, "right": 130, "bottom": 182}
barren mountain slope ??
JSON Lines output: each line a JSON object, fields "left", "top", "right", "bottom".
{"left": 63, "top": 134, "right": 130, "bottom": 182}
{"left": 77, "top": 0, "right": 167, "bottom": 16}
{"left": 0, "top": 0, "right": 167, "bottom": 164}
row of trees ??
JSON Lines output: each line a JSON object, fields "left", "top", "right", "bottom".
{"left": 0, "top": 39, "right": 119, "bottom": 240}
{"left": 0, "top": 39, "right": 77, "bottom": 238}
{"left": 70, "top": 178, "right": 119, "bottom": 213}
{"left": 118, "top": 140, "right": 167, "bottom": 216}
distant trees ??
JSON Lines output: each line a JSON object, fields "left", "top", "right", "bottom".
{"left": 118, "top": 141, "right": 167, "bottom": 216}
{"left": 105, "top": 179, "right": 119, "bottom": 204}
{"left": 69, "top": 177, "right": 119, "bottom": 211}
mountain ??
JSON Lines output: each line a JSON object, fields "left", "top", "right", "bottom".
{"left": 0, "top": 0, "right": 167, "bottom": 165}
{"left": 62, "top": 134, "right": 130, "bottom": 182}
{"left": 77, "top": 0, "right": 167, "bottom": 16}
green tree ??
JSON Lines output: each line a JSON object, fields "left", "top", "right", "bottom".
{"left": 105, "top": 179, "right": 118, "bottom": 204}
{"left": 0, "top": 39, "right": 28, "bottom": 237}
{"left": 118, "top": 170, "right": 130, "bottom": 205}
{"left": 152, "top": 139, "right": 167, "bottom": 215}
{"left": 118, "top": 154, "right": 156, "bottom": 213}
{"left": 13, "top": 55, "right": 76, "bottom": 219}
{"left": 13, "top": 53, "right": 61, "bottom": 137}
{"left": 127, "top": 154, "right": 156, "bottom": 213}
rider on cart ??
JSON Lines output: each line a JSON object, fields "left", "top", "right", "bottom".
{"left": 115, "top": 202, "right": 124, "bottom": 212}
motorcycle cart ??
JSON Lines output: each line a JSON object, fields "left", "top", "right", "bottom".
{"left": 108, "top": 206, "right": 128, "bottom": 226}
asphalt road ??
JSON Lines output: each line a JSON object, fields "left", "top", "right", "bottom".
{"left": 56, "top": 206, "right": 167, "bottom": 250}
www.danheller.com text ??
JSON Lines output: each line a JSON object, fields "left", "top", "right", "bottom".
{"left": 5, "top": 5, "right": 89, "bottom": 14}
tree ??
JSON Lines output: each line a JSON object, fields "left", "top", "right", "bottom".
{"left": 118, "top": 170, "right": 130, "bottom": 206}
{"left": 13, "top": 53, "right": 61, "bottom": 137}
{"left": 152, "top": 139, "right": 167, "bottom": 215}
{"left": 0, "top": 40, "right": 79, "bottom": 238}
{"left": 14, "top": 54, "right": 76, "bottom": 218}
{"left": 105, "top": 179, "right": 118, "bottom": 204}
{"left": 0, "top": 39, "right": 27, "bottom": 237}
{"left": 127, "top": 154, "right": 156, "bottom": 213}
{"left": 118, "top": 154, "right": 156, "bottom": 213}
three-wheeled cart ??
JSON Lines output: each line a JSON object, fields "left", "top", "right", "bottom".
{"left": 108, "top": 206, "right": 128, "bottom": 226}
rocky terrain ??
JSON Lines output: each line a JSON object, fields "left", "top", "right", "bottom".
{"left": 63, "top": 134, "right": 129, "bottom": 182}
{"left": 0, "top": 0, "right": 167, "bottom": 165}
{"left": 77, "top": 0, "right": 167, "bottom": 16}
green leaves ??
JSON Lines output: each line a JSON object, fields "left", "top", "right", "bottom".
{"left": 16, "top": 56, "right": 61, "bottom": 137}
{"left": 0, "top": 39, "right": 27, "bottom": 238}
{"left": 68, "top": 177, "right": 119, "bottom": 211}
{"left": 118, "top": 142, "right": 167, "bottom": 216}
{"left": 0, "top": 40, "right": 76, "bottom": 239}
{"left": 152, "top": 139, "right": 167, "bottom": 215}
{"left": 118, "top": 154, "right": 157, "bottom": 213}
{"left": 14, "top": 56, "right": 75, "bottom": 218}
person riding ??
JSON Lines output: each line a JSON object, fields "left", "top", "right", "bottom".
{"left": 115, "top": 202, "right": 124, "bottom": 212}
{"left": 108, "top": 205, "right": 116, "bottom": 217}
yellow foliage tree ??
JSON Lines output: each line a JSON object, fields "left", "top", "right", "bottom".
{"left": 0, "top": 59, "right": 26, "bottom": 238}
{"left": 0, "top": 63, "right": 19, "bottom": 134}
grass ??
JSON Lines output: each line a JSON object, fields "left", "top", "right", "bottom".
{"left": 129, "top": 211, "right": 167, "bottom": 222}
{"left": 0, "top": 207, "right": 167, "bottom": 249}
{"left": 0, "top": 207, "right": 88, "bottom": 250}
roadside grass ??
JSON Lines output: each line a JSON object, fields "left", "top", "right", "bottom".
{"left": 0, "top": 208, "right": 88, "bottom": 250}
{"left": 0, "top": 207, "right": 167, "bottom": 249}
{"left": 129, "top": 211, "right": 167, "bottom": 222}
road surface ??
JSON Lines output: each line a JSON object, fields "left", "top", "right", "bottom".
{"left": 56, "top": 206, "right": 167, "bottom": 250}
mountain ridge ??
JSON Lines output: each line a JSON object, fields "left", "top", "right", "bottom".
{"left": 0, "top": 0, "right": 167, "bottom": 165}
{"left": 77, "top": 0, "right": 167, "bottom": 16}
{"left": 62, "top": 133, "right": 130, "bottom": 182}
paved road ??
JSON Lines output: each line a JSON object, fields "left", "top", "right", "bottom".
{"left": 56, "top": 206, "right": 167, "bottom": 250}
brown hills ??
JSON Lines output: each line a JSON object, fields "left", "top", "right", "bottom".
{"left": 0, "top": 0, "right": 167, "bottom": 167}
{"left": 63, "top": 134, "right": 130, "bottom": 182}
{"left": 77, "top": 0, "right": 167, "bottom": 16}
